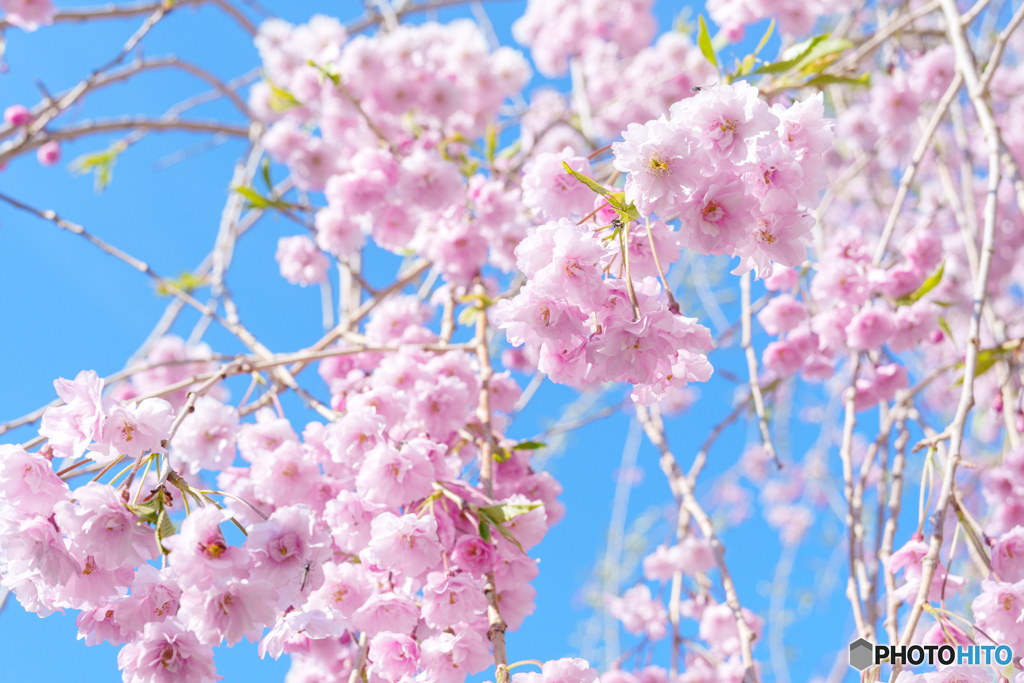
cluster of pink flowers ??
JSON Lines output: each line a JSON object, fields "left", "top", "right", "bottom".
{"left": 497, "top": 82, "right": 833, "bottom": 405}
{"left": 600, "top": 535, "right": 768, "bottom": 682}
{"left": 706, "top": 0, "right": 860, "bottom": 41}
{"left": 614, "top": 82, "right": 833, "bottom": 278}
{"left": 259, "top": 18, "right": 533, "bottom": 288}
{"left": 511, "top": 0, "right": 657, "bottom": 78}
{"left": 14, "top": 0, "right": 1024, "bottom": 681}
{"left": 0, "top": 315, "right": 561, "bottom": 682}
{"left": 494, "top": 215, "right": 714, "bottom": 404}
{"left": 578, "top": 32, "right": 718, "bottom": 140}
{"left": 751, "top": 224, "right": 946, "bottom": 412}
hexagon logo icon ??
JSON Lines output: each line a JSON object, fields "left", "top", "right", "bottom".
{"left": 849, "top": 638, "right": 874, "bottom": 671}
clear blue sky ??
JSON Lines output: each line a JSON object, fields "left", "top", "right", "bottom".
{"left": 0, "top": 2, "right": 878, "bottom": 681}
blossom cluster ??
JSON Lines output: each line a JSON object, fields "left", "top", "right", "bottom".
{"left": 9, "top": 0, "right": 1024, "bottom": 682}
{"left": 0, "top": 312, "right": 561, "bottom": 683}
{"left": 259, "top": 17, "right": 532, "bottom": 287}
{"left": 613, "top": 82, "right": 832, "bottom": 277}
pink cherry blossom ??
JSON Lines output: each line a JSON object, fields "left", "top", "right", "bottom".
{"left": 421, "top": 572, "right": 487, "bottom": 628}
{"left": 94, "top": 398, "right": 175, "bottom": 463}
{"left": 993, "top": 526, "right": 1024, "bottom": 582}
{"left": 170, "top": 396, "right": 238, "bottom": 474}
{"left": 117, "top": 620, "right": 221, "bottom": 683}
{"left": 1, "top": 0, "right": 55, "bottom": 32}
{"left": 163, "top": 506, "right": 251, "bottom": 590}
{"left": 54, "top": 481, "right": 158, "bottom": 570}
{"left": 368, "top": 632, "right": 420, "bottom": 681}
{"left": 605, "top": 584, "right": 668, "bottom": 640}
{"left": 0, "top": 443, "right": 69, "bottom": 515}
{"left": 845, "top": 305, "right": 896, "bottom": 350}
{"left": 276, "top": 235, "right": 330, "bottom": 286}
{"left": 364, "top": 512, "right": 442, "bottom": 578}
{"left": 614, "top": 118, "right": 699, "bottom": 217}
{"left": 39, "top": 369, "right": 106, "bottom": 459}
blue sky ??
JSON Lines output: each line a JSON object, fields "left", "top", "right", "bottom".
{"left": 0, "top": 2, "right": 887, "bottom": 681}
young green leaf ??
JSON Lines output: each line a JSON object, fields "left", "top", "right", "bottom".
{"left": 70, "top": 143, "right": 125, "bottom": 193}
{"left": 261, "top": 158, "right": 273, "bottom": 191}
{"left": 233, "top": 185, "right": 272, "bottom": 209}
{"left": 562, "top": 161, "right": 610, "bottom": 196}
{"left": 795, "top": 37, "right": 853, "bottom": 72}
{"left": 954, "top": 339, "right": 1021, "bottom": 384}
{"left": 477, "top": 502, "right": 543, "bottom": 525}
{"left": 752, "top": 34, "right": 828, "bottom": 74}
{"left": 697, "top": 16, "right": 718, "bottom": 72}
{"left": 803, "top": 73, "right": 870, "bottom": 88}
{"left": 512, "top": 440, "right": 547, "bottom": 451}
{"left": 896, "top": 262, "right": 945, "bottom": 306}
{"left": 155, "top": 508, "right": 176, "bottom": 554}
{"left": 266, "top": 82, "right": 302, "bottom": 112}
{"left": 155, "top": 272, "right": 209, "bottom": 297}
{"left": 938, "top": 316, "right": 957, "bottom": 351}
{"left": 485, "top": 123, "right": 498, "bottom": 163}
{"left": 754, "top": 18, "right": 775, "bottom": 56}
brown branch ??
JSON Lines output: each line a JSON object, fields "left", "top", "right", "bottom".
{"left": 890, "top": 0, "right": 1005, "bottom": 674}
{"left": 0, "top": 118, "right": 250, "bottom": 166}
{"left": 636, "top": 404, "right": 760, "bottom": 683}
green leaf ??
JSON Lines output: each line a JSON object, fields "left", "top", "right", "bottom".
{"left": 232, "top": 185, "right": 300, "bottom": 212}
{"left": 973, "top": 349, "right": 1001, "bottom": 380}
{"left": 69, "top": 142, "right": 125, "bottom": 193}
{"left": 497, "top": 140, "right": 521, "bottom": 160}
{"left": 802, "top": 73, "right": 871, "bottom": 88}
{"left": 562, "top": 161, "right": 610, "bottom": 196}
{"left": 306, "top": 60, "right": 341, "bottom": 86}
{"left": 752, "top": 34, "right": 829, "bottom": 74}
{"left": 493, "top": 447, "right": 512, "bottom": 463}
{"left": 233, "top": 185, "right": 272, "bottom": 209}
{"left": 485, "top": 123, "right": 497, "bottom": 163}
{"left": 493, "top": 523, "right": 525, "bottom": 552}
{"left": 457, "top": 306, "right": 478, "bottom": 326}
{"left": 478, "top": 518, "right": 491, "bottom": 542}
{"left": 263, "top": 72, "right": 303, "bottom": 112}
{"left": 737, "top": 53, "right": 756, "bottom": 77}
{"left": 697, "top": 16, "right": 718, "bottom": 71}
{"left": 155, "top": 508, "right": 176, "bottom": 554}
{"left": 795, "top": 37, "right": 853, "bottom": 72}
{"left": 938, "top": 316, "right": 956, "bottom": 350}
{"left": 460, "top": 158, "right": 480, "bottom": 178}
{"left": 954, "top": 339, "right": 1022, "bottom": 384}
{"left": 477, "top": 502, "right": 542, "bottom": 525}
{"left": 754, "top": 18, "right": 775, "bottom": 56}
{"left": 896, "top": 262, "right": 945, "bottom": 306}
{"left": 512, "top": 440, "right": 547, "bottom": 451}
{"left": 261, "top": 158, "right": 273, "bottom": 191}
{"left": 129, "top": 500, "right": 160, "bottom": 526}
{"left": 608, "top": 192, "right": 641, "bottom": 222}
{"left": 156, "top": 271, "right": 209, "bottom": 297}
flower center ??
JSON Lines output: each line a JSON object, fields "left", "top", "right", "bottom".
{"left": 647, "top": 154, "right": 669, "bottom": 176}
{"left": 203, "top": 539, "right": 227, "bottom": 558}
{"left": 702, "top": 201, "right": 724, "bottom": 222}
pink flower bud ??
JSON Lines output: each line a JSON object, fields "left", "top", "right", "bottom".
{"left": 37, "top": 140, "right": 61, "bottom": 167}
{"left": 4, "top": 104, "right": 31, "bottom": 126}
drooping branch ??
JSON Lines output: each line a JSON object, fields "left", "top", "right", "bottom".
{"left": 890, "top": 0, "right": 1007, "bottom": 674}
